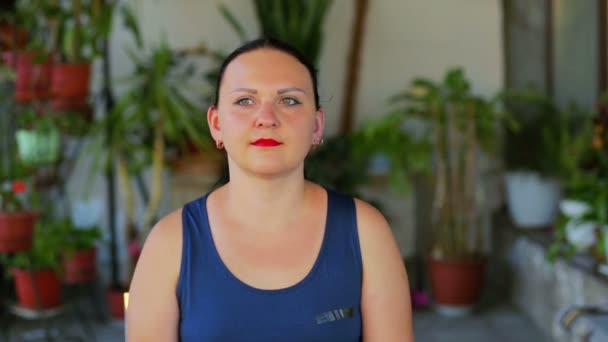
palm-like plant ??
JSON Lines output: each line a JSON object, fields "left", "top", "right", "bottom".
{"left": 84, "top": 7, "right": 214, "bottom": 282}
{"left": 404, "top": 68, "right": 513, "bottom": 258}
{"left": 219, "top": 0, "right": 333, "bottom": 66}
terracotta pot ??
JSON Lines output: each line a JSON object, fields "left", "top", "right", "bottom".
{"left": 429, "top": 257, "right": 485, "bottom": 309}
{"left": 0, "top": 211, "right": 38, "bottom": 252}
{"left": 12, "top": 269, "right": 62, "bottom": 309}
{"left": 14, "top": 51, "right": 53, "bottom": 102}
{"left": 63, "top": 248, "right": 97, "bottom": 284}
{"left": 51, "top": 97, "right": 90, "bottom": 111}
{"left": 106, "top": 288, "right": 127, "bottom": 319}
{"left": 51, "top": 62, "right": 91, "bottom": 102}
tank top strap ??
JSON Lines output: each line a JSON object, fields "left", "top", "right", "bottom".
{"left": 176, "top": 192, "right": 215, "bottom": 311}
{"left": 322, "top": 187, "right": 363, "bottom": 279}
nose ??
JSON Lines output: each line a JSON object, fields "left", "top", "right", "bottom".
{"left": 255, "top": 101, "right": 279, "bottom": 128}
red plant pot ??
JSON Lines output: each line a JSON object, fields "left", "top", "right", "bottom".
{"left": 14, "top": 51, "right": 53, "bottom": 102}
{"left": 0, "top": 211, "right": 38, "bottom": 252}
{"left": 107, "top": 288, "right": 127, "bottom": 319}
{"left": 51, "top": 62, "right": 91, "bottom": 101}
{"left": 12, "top": 269, "right": 62, "bottom": 309}
{"left": 63, "top": 248, "right": 97, "bottom": 284}
{"left": 51, "top": 97, "right": 90, "bottom": 111}
{"left": 429, "top": 257, "right": 485, "bottom": 307}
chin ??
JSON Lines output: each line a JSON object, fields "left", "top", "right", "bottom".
{"left": 246, "top": 158, "right": 302, "bottom": 177}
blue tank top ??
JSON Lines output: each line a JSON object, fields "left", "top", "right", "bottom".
{"left": 177, "top": 187, "right": 363, "bottom": 341}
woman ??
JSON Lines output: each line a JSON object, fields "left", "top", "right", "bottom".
{"left": 127, "top": 38, "right": 414, "bottom": 341}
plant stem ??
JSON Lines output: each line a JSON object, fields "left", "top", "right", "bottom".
{"left": 464, "top": 100, "right": 477, "bottom": 256}
{"left": 73, "top": 0, "right": 82, "bottom": 61}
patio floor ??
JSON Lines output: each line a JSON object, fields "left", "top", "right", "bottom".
{"left": 2, "top": 304, "right": 550, "bottom": 341}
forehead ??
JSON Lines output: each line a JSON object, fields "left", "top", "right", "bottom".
{"left": 221, "top": 48, "right": 312, "bottom": 90}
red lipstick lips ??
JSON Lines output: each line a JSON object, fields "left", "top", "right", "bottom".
{"left": 252, "top": 138, "right": 282, "bottom": 147}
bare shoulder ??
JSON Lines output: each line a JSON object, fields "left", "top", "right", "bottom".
{"left": 138, "top": 208, "right": 183, "bottom": 281}
{"left": 127, "top": 208, "right": 184, "bottom": 341}
{"left": 144, "top": 208, "right": 183, "bottom": 252}
{"left": 132, "top": 208, "right": 184, "bottom": 285}
{"left": 353, "top": 198, "right": 414, "bottom": 341}
{"left": 352, "top": 196, "right": 404, "bottom": 277}
{"left": 353, "top": 198, "right": 394, "bottom": 246}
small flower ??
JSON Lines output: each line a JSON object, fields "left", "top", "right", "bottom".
{"left": 11, "top": 181, "right": 26, "bottom": 194}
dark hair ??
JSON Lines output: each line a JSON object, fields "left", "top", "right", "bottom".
{"left": 213, "top": 37, "right": 321, "bottom": 110}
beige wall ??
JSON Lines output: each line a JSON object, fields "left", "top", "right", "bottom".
{"left": 356, "top": 0, "right": 503, "bottom": 127}
{"left": 111, "top": 0, "right": 503, "bottom": 133}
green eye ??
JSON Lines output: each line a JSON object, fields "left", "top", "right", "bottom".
{"left": 281, "top": 97, "right": 301, "bottom": 106}
{"left": 236, "top": 98, "right": 254, "bottom": 105}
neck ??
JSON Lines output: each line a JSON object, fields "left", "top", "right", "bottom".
{"left": 222, "top": 166, "right": 309, "bottom": 231}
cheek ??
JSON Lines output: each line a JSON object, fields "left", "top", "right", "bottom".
{"left": 220, "top": 112, "right": 247, "bottom": 132}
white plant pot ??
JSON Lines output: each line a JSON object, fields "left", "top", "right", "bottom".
{"left": 15, "top": 129, "right": 60, "bottom": 165}
{"left": 71, "top": 197, "right": 103, "bottom": 228}
{"left": 565, "top": 221, "right": 597, "bottom": 251}
{"left": 559, "top": 199, "right": 591, "bottom": 219}
{"left": 505, "top": 171, "right": 561, "bottom": 228}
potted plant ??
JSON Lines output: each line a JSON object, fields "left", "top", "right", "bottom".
{"left": 0, "top": 179, "right": 38, "bottom": 252}
{"left": 0, "top": 219, "right": 63, "bottom": 309}
{"left": 4, "top": 0, "right": 57, "bottom": 102}
{"left": 0, "top": 74, "right": 39, "bottom": 253}
{"left": 50, "top": 0, "right": 114, "bottom": 112}
{"left": 402, "top": 68, "right": 513, "bottom": 315}
{"left": 0, "top": 15, "right": 28, "bottom": 65}
{"left": 56, "top": 217, "right": 101, "bottom": 284}
{"left": 548, "top": 101, "right": 608, "bottom": 273}
{"left": 502, "top": 87, "right": 590, "bottom": 228}
{"left": 104, "top": 34, "right": 215, "bottom": 240}
{"left": 81, "top": 6, "right": 214, "bottom": 317}
{"left": 15, "top": 107, "right": 61, "bottom": 166}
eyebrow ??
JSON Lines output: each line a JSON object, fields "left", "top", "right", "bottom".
{"left": 231, "top": 88, "right": 257, "bottom": 94}
{"left": 230, "top": 87, "right": 306, "bottom": 94}
{"left": 277, "top": 87, "right": 306, "bottom": 95}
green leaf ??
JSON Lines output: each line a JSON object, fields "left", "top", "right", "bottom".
{"left": 121, "top": 4, "right": 143, "bottom": 49}
{"left": 218, "top": 3, "right": 248, "bottom": 42}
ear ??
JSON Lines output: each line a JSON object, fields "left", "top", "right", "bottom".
{"left": 207, "top": 105, "right": 221, "bottom": 141}
{"left": 313, "top": 108, "right": 326, "bottom": 141}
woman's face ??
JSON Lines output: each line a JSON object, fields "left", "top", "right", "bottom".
{"left": 208, "top": 48, "right": 325, "bottom": 177}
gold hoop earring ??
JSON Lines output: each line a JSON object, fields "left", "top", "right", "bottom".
{"left": 216, "top": 140, "right": 224, "bottom": 149}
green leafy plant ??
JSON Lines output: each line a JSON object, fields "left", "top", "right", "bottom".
{"left": 55, "top": 217, "right": 101, "bottom": 255}
{"left": 0, "top": 180, "right": 28, "bottom": 212}
{"left": 352, "top": 101, "right": 432, "bottom": 194}
{"left": 219, "top": 0, "right": 333, "bottom": 66}
{"left": 548, "top": 97, "right": 608, "bottom": 264}
{"left": 46, "top": 0, "right": 115, "bottom": 63}
{"left": 0, "top": 219, "right": 64, "bottom": 274}
{"left": 501, "top": 86, "right": 591, "bottom": 179}
{"left": 0, "top": 100, "right": 38, "bottom": 211}
{"left": 84, "top": 6, "right": 214, "bottom": 257}
{"left": 404, "top": 67, "right": 514, "bottom": 258}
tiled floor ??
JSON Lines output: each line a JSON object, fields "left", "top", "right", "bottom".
{"left": 414, "top": 305, "right": 553, "bottom": 342}
{"left": 2, "top": 304, "right": 550, "bottom": 341}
